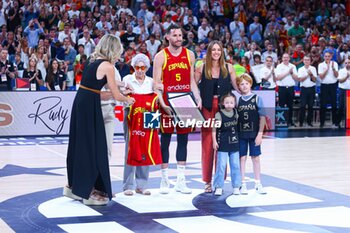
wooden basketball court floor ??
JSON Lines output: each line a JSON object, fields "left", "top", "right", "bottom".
{"left": 0, "top": 130, "right": 350, "bottom": 233}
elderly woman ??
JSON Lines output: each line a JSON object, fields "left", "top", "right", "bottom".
{"left": 122, "top": 53, "right": 160, "bottom": 196}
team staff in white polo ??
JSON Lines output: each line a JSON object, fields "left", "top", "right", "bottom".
{"left": 337, "top": 58, "right": 350, "bottom": 128}
{"left": 297, "top": 55, "right": 317, "bottom": 127}
{"left": 275, "top": 53, "right": 298, "bottom": 127}
{"left": 260, "top": 55, "right": 277, "bottom": 90}
{"left": 318, "top": 51, "right": 338, "bottom": 128}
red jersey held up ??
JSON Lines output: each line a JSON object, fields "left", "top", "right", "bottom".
{"left": 127, "top": 93, "right": 162, "bottom": 166}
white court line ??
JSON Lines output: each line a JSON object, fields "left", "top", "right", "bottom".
{"left": 36, "top": 144, "right": 67, "bottom": 158}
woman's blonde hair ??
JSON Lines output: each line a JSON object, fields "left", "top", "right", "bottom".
{"left": 204, "top": 40, "right": 228, "bottom": 79}
{"left": 90, "top": 34, "right": 123, "bottom": 63}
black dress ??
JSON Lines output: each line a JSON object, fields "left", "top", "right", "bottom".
{"left": 66, "top": 59, "right": 112, "bottom": 199}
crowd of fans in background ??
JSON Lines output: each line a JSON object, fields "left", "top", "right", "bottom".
{"left": 0, "top": 0, "right": 350, "bottom": 127}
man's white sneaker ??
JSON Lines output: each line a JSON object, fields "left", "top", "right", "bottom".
{"left": 255, "top": 183, "right": 267, "bottom": 194}
{"left": 174, "top": 178, "right": 192, "bottom": 194}
{"left": 159, "top": 178, "right": 170, "bottom": 194}
{"left": 232, "top": 188, "right": 240, "bottom": 195}
{"left": 214, "top": 188, "right": 223, "bottom": 196}
{"left": 240, "top": 183, "right": 248, "bottom": 195}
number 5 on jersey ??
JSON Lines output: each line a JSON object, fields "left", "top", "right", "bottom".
{"left": 176, "top": 73, "right": 181, "bottom": 81}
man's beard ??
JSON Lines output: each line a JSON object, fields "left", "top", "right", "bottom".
{"left": 170, "top": 41, "right": 182, "bottom": 49}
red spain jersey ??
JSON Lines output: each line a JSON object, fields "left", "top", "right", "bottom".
{"left": 162, "top": 47, "right": 191, "bottom": 105}
{"left": 160, "top": 47, "right": 193, "bottom": 134}
{"left": 127, "top": 93, "right": 162, "bottom": 166}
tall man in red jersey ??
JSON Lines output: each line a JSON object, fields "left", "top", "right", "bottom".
{"left": 153, "top": 24, "right": 202, "bottom": 194}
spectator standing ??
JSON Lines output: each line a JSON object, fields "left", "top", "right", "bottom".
{"left": 78, "top": 27, "right": 96, "bottom": 58}
{"left": 24, "top": 19, "right": 44, "bottom": 49}
{"left": 288, "top": 19, "right": 305, "bottom": 45}
{"left": 229, "top": 13, "right": 245, "bottom": 42}
{"left": 145, "top": 34, "right": 161, "bottom": 62}
{"left": 63, "top": 37, "right": 77, "bottom": 89}
{"left": 249, "top": 16, "right": 263, "bottom": 46}
{"left": 58, "top": 23, "right": 76, "bottom": 48}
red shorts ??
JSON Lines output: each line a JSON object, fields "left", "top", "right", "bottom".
{"left": 160, "top": 108, "right": 194, "bottom": 134}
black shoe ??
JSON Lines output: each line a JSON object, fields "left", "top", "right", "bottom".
{"left": 307, "top": 123, "right": 313, "bottom": 127}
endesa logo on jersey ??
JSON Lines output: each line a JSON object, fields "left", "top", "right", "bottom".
{"left": 167, "top": 84, "right": 190, "bottom": 92}
{"left": 0, "top": 103, "right": 13, "bottom": 127}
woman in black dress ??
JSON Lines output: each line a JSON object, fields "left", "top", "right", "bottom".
{"left": 64, "top": 34, "right": 135, "bottom": 205}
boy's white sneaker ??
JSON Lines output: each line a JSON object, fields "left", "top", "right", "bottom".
{"left": 255, "top": 183, "right": 267, "bottom": 194}
{"left": 232, "top": 188, "right": 240, "bottom": 195}
{"left": 214, "top": 188, "right": 223, "bottom": 196}
{"left": 240, "top": 183, "right": 248, "bottom": 195}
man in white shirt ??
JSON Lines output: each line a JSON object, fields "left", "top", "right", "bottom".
{"left": 145, "top": 34, "right": 161, "bottom": 62}
{"left": 197, "top": 17, "right": 212, "bottom": 42}
{"left": 244, "top": 42, "right": 261, "bottom": 66}
{"left": 183, "top": 9, "right": 199, "bottom": 27}
{"left": 58, "top": 23, "right": 76, "bottom": 47}
{"left": 260, "top": 56, "right": 276, "bottom": 90}
{"left": 297, "top": 56, "right": 317, "bottom": 127}
{"left": 275, "top": 53, "right": 298, "bottom": 127}
{"left": 162, "top": 14, "right": 176, "bottom": 31}
{"left": 68, "top": 3, "right": 80, "bottom": 19}
{"left": 318, "top": 51, "right": 339, "bottom": 128}
{"left": 262, "top": 43, "right": 278, "bottom": 64}
{"left": 77, "top": 27, "right": 96, "bottom": 58}
{"left": 337, "top": 58, "right": 350, "bottom": 128}
{"left": 133, "top": 18, "right": 149, "bottom": 38}
{"left": 96, "top": 14, "right": 112, "bottom": 34}
{"left": 339, "top": 43, "right": 350, "bottom": 68}
{"left": 117, "top": 0, "right": 134, "bottom": 17}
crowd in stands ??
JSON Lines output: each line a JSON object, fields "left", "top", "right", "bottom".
{"left": 0, "top": 0, "right": 350, "bottom": 127}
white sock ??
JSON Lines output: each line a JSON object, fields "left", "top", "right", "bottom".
{"left": 255, "top": 180, "right": 261, "bottom": 185}
{"left": 161, "top": 168, "right": 168, "bottom": 180}
{"left": 177, "top": 165, "right": 185, "bottom": 180}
